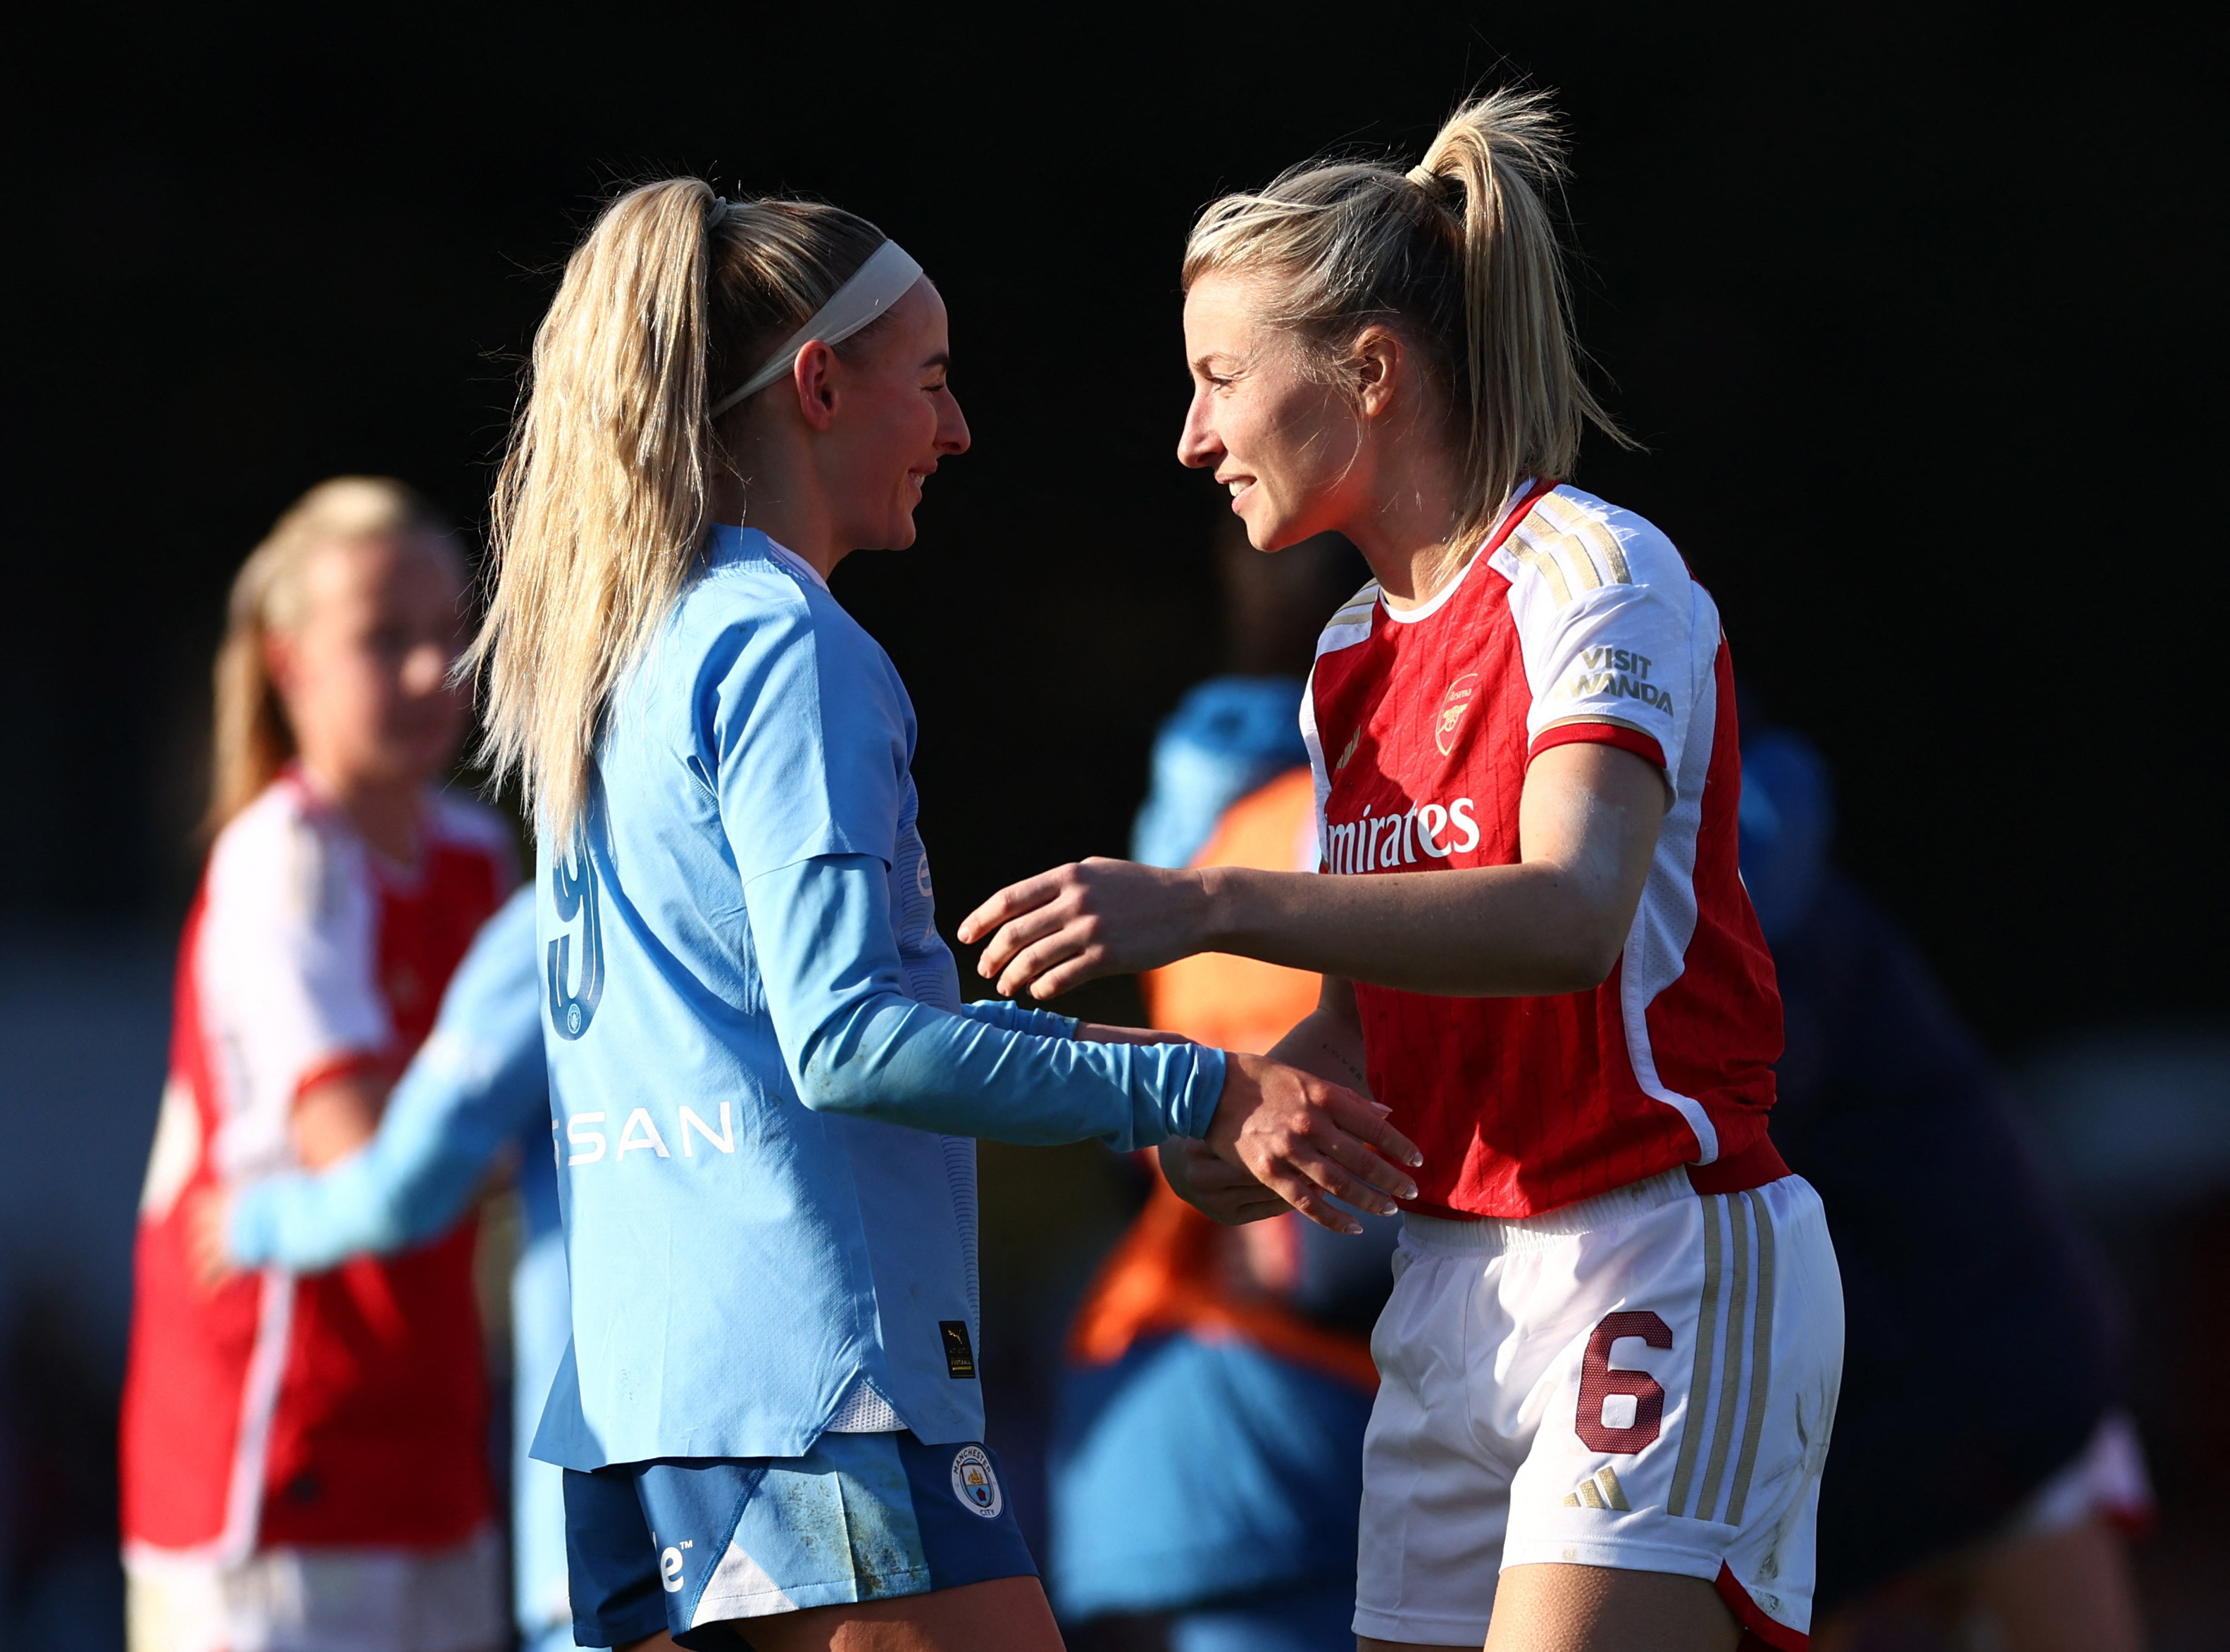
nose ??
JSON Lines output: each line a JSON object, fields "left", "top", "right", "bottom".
{"left": 1176, "top": 384, "right": 1219, "bottom": 470}
{"left": 939, "top": 390, "right": 971, "bottom": 456}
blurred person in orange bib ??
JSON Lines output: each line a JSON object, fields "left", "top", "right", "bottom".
{"left": 120, "top": 479, "right": 513, "bottom": 1652}
{"left": 1053, "top": 534, "right": 1404, "bottom": 1652}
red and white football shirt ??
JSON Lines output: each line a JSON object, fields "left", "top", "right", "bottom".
{"left": 121, "top": 769, "right": 513, "bottom": 1561}
{"left": 1304, "top": 482, "right": 1783, "bottom": 1219}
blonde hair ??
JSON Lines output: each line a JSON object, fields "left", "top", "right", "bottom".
{"left": 1183, "top": 88, "right": 1627, "bottom": 549}
{"left": 206, "top": 476, "right": 454, "bottom": 835}
{"left": 467, "top": 178, "right": 887, "bottom": 844}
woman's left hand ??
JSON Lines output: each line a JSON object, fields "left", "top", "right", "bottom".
{"left": 959, "top": 858, "right": 1208, "bottom": 1001}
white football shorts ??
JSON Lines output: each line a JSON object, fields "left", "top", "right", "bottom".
{"left": 1355, "top": 1168, "right": 1843, "bottom": 1650}
{"left": 124, "top": 1525, "right": 506, "bottom": 1652}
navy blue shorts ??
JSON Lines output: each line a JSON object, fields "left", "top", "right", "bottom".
{"left": 564, "top": 1432, "right": 1036, "bottom": 1650}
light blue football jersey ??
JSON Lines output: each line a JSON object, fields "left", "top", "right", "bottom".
{"left": 533, "top": 527, "right": 1224, "bottom": 1470}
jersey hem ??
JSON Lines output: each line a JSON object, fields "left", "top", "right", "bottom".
{"left": 1398, "top": 1137, "right": 1786, "bottom": 1227}
{"left": 1687, "top": 1133, "right": 1788, "bottom": 1194}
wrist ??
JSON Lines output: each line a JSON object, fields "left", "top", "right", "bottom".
{"left": 1194, "top": 863, "right": 1238, "bottom": 953}
{"left": 1200, "top": 1049, "right": 1250, "bottom": 1146}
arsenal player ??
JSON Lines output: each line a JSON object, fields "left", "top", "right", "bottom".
{"left": 964, "top": 90, "right": 1842, "bottom": 1652}
{"left": 122, "top": 478, "right": 512, "bottom": 1652}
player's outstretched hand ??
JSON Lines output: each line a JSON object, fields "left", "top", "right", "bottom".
{"left": 1204, "top": 1053, "right": 1421, "bottom": 1234}
{"left": 959, "top": 858, "right": 1204, "bottom": 1001}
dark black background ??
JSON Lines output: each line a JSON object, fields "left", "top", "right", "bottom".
{"left": 4, "top": 1, "right": 2222, "bottom": 1047}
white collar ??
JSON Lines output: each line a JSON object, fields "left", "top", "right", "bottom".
{"left": 762, "top": 538, "right": 828, "bottom": 592}
{"left": 1379, "top": 481, "right": 1542, "bottom": 627}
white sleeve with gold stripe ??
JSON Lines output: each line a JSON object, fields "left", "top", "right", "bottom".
{"left": 1489, "top": 487, "right": 1719, "bottom": 791}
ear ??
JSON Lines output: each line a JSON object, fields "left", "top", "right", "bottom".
{"left": 1351, "top": 326, "right": 1406, "bottom": 419}
{"left": 789, "top": 339, "right": 841, "bottom": 433}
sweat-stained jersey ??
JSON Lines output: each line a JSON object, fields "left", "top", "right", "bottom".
{"left": 120, "top": 770, "right": 513, "bottom": 1560}
{"left": 1302, "top": 482, "right": 1783, "bottom": 1218}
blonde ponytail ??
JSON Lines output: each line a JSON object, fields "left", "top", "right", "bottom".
{"left": 468, "top": 180, "right": 885, "bottom": 845}
{"left": 1184, "top": 88, "right": 1627, "bottom": 549}
{"left": 205, "top": 476, "right": 452, "bottom": 837}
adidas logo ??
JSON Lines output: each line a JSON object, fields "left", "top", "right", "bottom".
{"left": 1563, "top": 1467, "right": 1631, "bottom": 1511}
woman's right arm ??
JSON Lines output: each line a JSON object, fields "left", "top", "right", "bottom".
{"left": 711, "top": 601, "right": 1416, "bottom": 1228}
{"left": 960, "top": 741, "right": 1667, "bottom": 1001}
{"left": 214, "top": 890, "right": 548, "bottom": 1275}
{"left": 742, "top": 852, "right": 1419, "bottom": 1232}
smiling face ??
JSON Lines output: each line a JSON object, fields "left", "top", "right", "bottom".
{"left": 266, "top": 533, "right": 468, "bottom": 799}
{"left": 823, "top": 278, "right": 971, "bottom": 551}
{"left": 1177, "top": 270, "right": 1372, "bottom": 551}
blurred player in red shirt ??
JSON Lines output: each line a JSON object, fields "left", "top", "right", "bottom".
{"left": 968, "top": 92, "right": 1840, "bottom": 1652}
{"left": 121, "top": 479, "right": 513, "bottom": 1652}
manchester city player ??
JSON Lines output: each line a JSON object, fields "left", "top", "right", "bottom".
{"left": 463, "top": 180, "right": 1420, "bottom": 1652}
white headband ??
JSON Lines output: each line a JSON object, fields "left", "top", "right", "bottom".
{"left": 708, "top": 239, "right": 924, "bottom": 420}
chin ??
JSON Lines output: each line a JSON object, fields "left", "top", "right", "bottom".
{"left": 1242, "top": 512, "right": 1304, "bottom": 553}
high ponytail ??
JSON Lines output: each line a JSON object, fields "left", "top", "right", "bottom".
{"left": 468, "top": 180, "right": 885, "bottom": 844}
{"left": 1409, "top": 93, "right": 1619, "bottom": 536}
{"left": 1183, "top": 88, "right": 1626, "bottom": 551}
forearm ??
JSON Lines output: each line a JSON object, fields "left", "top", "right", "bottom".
{"left": 964, "top": 741, "right": 1664, "bottom": 1003}
{"left": 232, "top": 1104, "right": 508, "bottom": 1268}
{"left": 233, "top": 1052, "right": 535, "bottom": 1269}
{"left": 751, "top": 854, "right": 1223, "bottom": 1149}
{"left": 230, "top": 1150, "right": 429, "bottom": 1270}
{"left": 795, "top": 988, "right": 1222, "bottom": 1149}
{"left": 1202, "top": 863, "right": 1624, "bottom": 997}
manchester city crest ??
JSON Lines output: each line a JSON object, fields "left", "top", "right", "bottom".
{"left": 949, "top": 1445, "right": 1003, "bottom": 1518}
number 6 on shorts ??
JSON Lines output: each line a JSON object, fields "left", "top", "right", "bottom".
{"left": 1576, "top": 1310, "right": 1671, "bottom": 1451}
